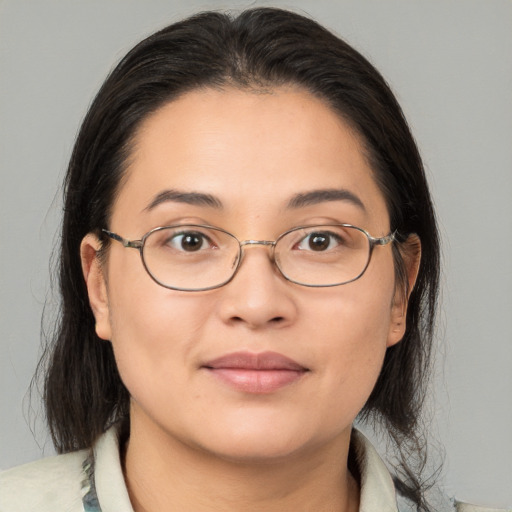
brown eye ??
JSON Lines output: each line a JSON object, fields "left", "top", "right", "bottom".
{"left": 296, "top": 232, "right": 341, "bottom": 252}
{"left": 167, "top": 232, "right": 210, "bottom": 252}
{"left": 308, "top": 233, "right": 330, "bottom": 251}
{"left": 181, "top": 234, "right": 203, "bottom": 251}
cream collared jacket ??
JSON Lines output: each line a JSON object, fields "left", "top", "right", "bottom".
{"left": 0, "top": 428, "right": 507, "bottom": 512}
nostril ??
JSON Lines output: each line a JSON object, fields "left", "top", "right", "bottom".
{"left": 228, "top": 315, "right": 285, "bottom": 326}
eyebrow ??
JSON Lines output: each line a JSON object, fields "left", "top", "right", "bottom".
{"left": 287, "top": 188, "right": 366, "bottom": 211}
{"left": 144, "top": 187, "right": 365, "bottom": 213}
{"left": 144, "top": 189, "right": 223, "bottom": 211}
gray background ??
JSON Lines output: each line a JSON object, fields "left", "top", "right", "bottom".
{"left": 1, "top": 0, "right": 511, "bottom": 508}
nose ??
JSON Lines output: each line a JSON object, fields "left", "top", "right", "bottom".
{"left": 216, "top": 243, "right": 298, "bottom": 330}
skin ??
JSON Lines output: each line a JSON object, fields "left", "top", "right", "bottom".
{"left": 81, "top": 87, "right": 419, "bottom": 512}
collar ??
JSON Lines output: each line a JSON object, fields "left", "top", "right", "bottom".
{"left": 92, "top": 426, "right": 133, "bottom": 512}
{"left": 351, "top": 430, "right": 398, "bottom": 511}
{"left": 90, "top": 427, "right": 398, "bottom": 512}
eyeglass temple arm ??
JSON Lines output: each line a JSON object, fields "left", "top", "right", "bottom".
{"left": 369, "top": 230, "right": 397, "bottom": 246}
{"left": 102, "top": 229, "right": 142, "bottom": 249}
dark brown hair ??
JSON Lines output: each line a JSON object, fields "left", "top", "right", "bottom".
{"left": 39, "top": 8, "right": 440, "bottom": 510}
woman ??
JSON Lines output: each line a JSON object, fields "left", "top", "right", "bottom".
{"left": 0, "top": 7, "right": 502, "bottom": 512}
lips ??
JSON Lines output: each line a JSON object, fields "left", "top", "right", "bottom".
{"left": 202, "top": 351, "right": 309, "bottom": 393}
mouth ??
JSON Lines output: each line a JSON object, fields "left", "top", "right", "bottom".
{"left": 201, "top": 351, "right": 309, "bottom": 394}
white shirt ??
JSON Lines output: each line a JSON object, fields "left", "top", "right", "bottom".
{"left": 0, "top": 427, "right": 506, "bottom": 512}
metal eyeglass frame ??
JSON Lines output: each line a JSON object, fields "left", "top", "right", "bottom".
{"left": 102, "top": 224, "right": 396, "bottom": 291}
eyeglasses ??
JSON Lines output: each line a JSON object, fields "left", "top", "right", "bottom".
{"left": 102, "top": 224, "right": 395, "bottom": 291}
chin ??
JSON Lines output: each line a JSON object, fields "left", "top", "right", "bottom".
{"left": 196, "top": 433, "right": 313, "bottom": 464}
{"left": 185, "top": 414, "right": 347, "bottom": 465}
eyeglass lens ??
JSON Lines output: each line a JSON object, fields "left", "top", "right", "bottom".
{"left": 140, "top": 225, "right": 372, "bottom": 291}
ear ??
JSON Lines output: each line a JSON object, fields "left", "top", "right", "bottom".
{"left": 80, "top": 233, "right": 112, "bottom": 341}
{"left": 387, "top": 234, "right": 421, "bottom": 347}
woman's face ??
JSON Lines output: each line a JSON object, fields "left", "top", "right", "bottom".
{"left": 83, "top": 87, "right": 410, "bottom": 461}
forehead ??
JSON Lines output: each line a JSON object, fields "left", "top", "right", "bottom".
{"left": 113, "top": 86, "right": 388, "bottom": 230}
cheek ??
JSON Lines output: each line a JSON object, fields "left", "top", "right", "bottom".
{"left": 315, "top": 296, "right": 390, "bottom": 378}
{"left": 308, "top": 267, "right": 395, "bottom": 405}
{"left": 106, "top": 279, "right": 215, "bottom": 401}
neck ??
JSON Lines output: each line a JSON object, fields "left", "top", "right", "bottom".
{"left": 123, "top": 414, "right": 360, "bottom": 512}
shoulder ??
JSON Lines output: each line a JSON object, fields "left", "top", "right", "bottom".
{"left": 0, "top": 449, "right": 89, "bottom": 512}
{"left": 456, "top": 503, "right": 511, "bottom": 512}
{"left": 0, "top": 425, "right": 132, "bottom": 512}
{"left": 352, "top": 429, "right": 510, "bottom": 512}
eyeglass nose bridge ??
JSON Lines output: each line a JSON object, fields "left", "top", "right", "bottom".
{"left": 239, "top": 239, "right": 276, "bottom": 248}
{"left": 236, "top": 239, "right": 279, "bottom": 269}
